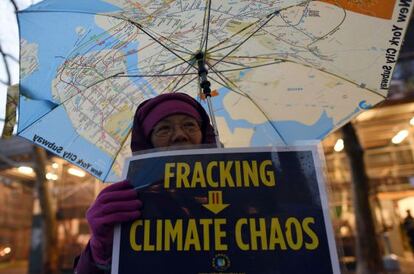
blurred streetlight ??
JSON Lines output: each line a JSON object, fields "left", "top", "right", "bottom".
{"left": 0, "top": 246, "right": 11, "bottom": 257}
{"left": 334, "top": 138, "right": 344, "bottom": 152}
{"left": 67, "top": 167, "right": 85, "bottom": 177}
{"left": 45, "top": 172, "right": 58, "bottom": 180}
{"left": 391, "top": 129, "right": 408, "bottom": 144}
{"left": 18, "top": 166, "right": 33, "bottom": 174}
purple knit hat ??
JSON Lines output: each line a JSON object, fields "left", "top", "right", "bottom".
{"left": 131, "top": 93, "right": 216, "bottom": 152}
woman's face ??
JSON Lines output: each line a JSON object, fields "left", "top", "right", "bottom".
{"left": 150, "top": 114, "right": 202, "bottom": 148}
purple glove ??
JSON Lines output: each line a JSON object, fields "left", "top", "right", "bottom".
{"left": 86, "top": 180, "right": 142, "bottom": 265}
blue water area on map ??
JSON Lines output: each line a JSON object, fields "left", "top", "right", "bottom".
{"left": 125, "top": 41, "right": 139, "bottom": 72}
{"left": 276, "top": 111, "right": 334, "bottom": 141}
{"left": 18, "top": 96, "right": 57, "bottom": 132}
{"left": 19, "top": 12, "right": 105, "bottom": 99}
{"left": 19, "top": 0, "right": 123, "bottom": 102}
{"left": 18, "top": 0, "right": 335, "bottom": 179}
{"left": 203, "top": 88, "right": 335, "bottom": 146}
{"left": 24, "top": 0, "right": 121, "bottom": 13}
{"left": 19, "top": 106, "right": 113, "bottom": 181}
{"left": 124, "top": 41, "right": 158, "bottom": 98}
{"left": 201, "top": 87, "right": 284, "bottom": 146}
{"left": 211, "top": 69, "right": 336, "bottom": 145}
{"left": 18, "top": 6, "right": 146, "bottom": 181}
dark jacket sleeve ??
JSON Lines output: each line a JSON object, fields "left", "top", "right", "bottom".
{"left": 74, "top": 241, "right": 110, "bottom": 274}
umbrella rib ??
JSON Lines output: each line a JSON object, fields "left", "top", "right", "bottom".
{"left": 307, "top": 8, "right": 347, "bottom": 57}
{"left": 54, "top": 22, "right": 200, "bottom": 99}
{"left": 103, "top": 126, "right": 134, "bottom": 182}
{"left": 215, "top": 57, "right": 387, "bottom": 98}
{"left": 171, "top": 75, "right": 198, "bottom": 93}
{"left": 278, "top": 0, "right": 312, "bottom": 28}
{"left": 126, "top": 20, "right": 197, "bottom": 71}
{"left": 16, "top": 102, "right": 58, "bottom": 135}
{"left": 207, "top": 69, "right": 239, "bottom": 94}
{"left": 131, "top": 58, "right": 191, "bottom": 76}
{"left": 139, "top": 25, "right": 195, "bottom": 55}
{"left": 205, "top": 63, "right": 248, "bottom": 98}
{"left": 207, "top": 15, "right": 268, "bottom": 53}
{"left": 208, "top": 74, "right": 246, "bottom": 98}
{"left": 205, "top": 63, "right": 289, "bottom": 145}
{"left": 207, "top": 1, "right": 309, "bottom": 55}
{"left": 203, "top": 0, "right": 213, "bottom": 57}
{"left": 116, "top": 56, "right": 197, "bottom": 77}
{"left": 211, "top": 60, "right": 285, "bottom": 73}
{"left": 209, "top": 13, "right": 276, "bottom": 69}
{"left": 199, "top": 0, "right": 210, "bottom": 51}
{"left": 19, "top": 9, "right": 192, "bottom": 55}
{"left": 32, "top": 59, "right": 196, "bottom": 117}
{"left": 210, "top": 54, "right": 284, "bottom": 60}
{"left": 160, "top": 62, "right": 195, "bottom": 94}
{"left": 208, "top": 43, "right": 241, "bottom": 55}
{"left": 259, "top": 27, "right": 312, "bottom": 52}
{"left": 17, "top": 71, "right": 162, "bottom": 136}
{"left": 208, "top": 57, "right": 251, "bottom": 69}
{"left": 116, "top": 72, "right": 198, "bottom": 77}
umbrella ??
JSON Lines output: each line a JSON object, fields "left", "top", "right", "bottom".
{"left": 16, "top": 0, "right": 413, "bottom": 182}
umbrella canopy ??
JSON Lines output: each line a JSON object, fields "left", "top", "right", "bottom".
{"left": 17, "top": 0, "right": 413, "bottom": 181}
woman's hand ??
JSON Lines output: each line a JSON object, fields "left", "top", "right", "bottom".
{"left": 86, "top": 180, "right": 142, "bottom": 265}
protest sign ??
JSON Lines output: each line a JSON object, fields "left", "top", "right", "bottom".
{"left": 112, "top": 146, "right": 340, "bottom": 274}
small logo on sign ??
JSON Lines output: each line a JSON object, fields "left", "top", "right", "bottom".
{"left": 212, "top": 254, "right": 231, "bottom": 271}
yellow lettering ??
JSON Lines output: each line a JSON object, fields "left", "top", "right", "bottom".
{"left": 130, "top": 220, "right": 143, "bottom": 251}
{"left": 130, "top": 217, "right": 317, "bottom": 252}
{"left": 164, "top": 219, "right": 183, "bottom": 251}
{"left": 235, "top": 218, "right": 249, "bottom": 250}
{"left": 285, "top": 217, "right": 303, "bottom": 250}
{"left": 303, "top": 217, "right": 319, "bottom": 250}
{"left": 164, "top": 163, "right": 175, "bottom": 188}
{"left": 156, "top": 219, "right": 163, "bottom": 251}
{"left": 260, "top": 160, "right": 275, "bottom": 187}
{"left": 176, "top": 163, "right": 190, "bottom": 188}
{"left": 269, "top": 218, "right": 287, "bottom": 250}
{"left": 143, "top": 220, "right": 154, "bottom": 251}
{"left": 214, "top": 218, "right": 228, "bottom": 251}
{"left": 184, "top": 219, "right": 201, "bottom": 251}
{"left": 199, "top": 219, "right": 212, "bottom": 251}
{"left": 191, "top": 162, "right": 206, "bottom": 188}
{"left": 249, "top": 218, "right": 268, "bottom": 250}
{"left": 219, "top": 161, "right": 235, "bottom": 187}
{"left": 234, "top": 161, "right": 242, "bottom": 187}
{"left": 206, "top": 161, "right": 218, "bottom": 187}
{"left": 243, "top": 161, "right": 259, "bottom": 187}
{"left": 164, "top": 160, "right": 276, "bottom": 189}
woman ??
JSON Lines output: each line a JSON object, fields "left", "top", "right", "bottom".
{"left": 74, "top": 93, "right": 216, "bottom": 273}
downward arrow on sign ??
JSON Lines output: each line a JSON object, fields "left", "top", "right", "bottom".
{"left": 202, "top": 191, "right": 229, "bottom": 214}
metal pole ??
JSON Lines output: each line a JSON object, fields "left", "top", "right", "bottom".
{"left": 195, "top": 51, "right": 221, "bottom": 148}
{"left": 206, "top": 95, "right": 221, "bottom": 148}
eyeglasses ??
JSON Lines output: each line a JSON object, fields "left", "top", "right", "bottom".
{"left": 152, "top": 119, "right": 201, "bottom": 138}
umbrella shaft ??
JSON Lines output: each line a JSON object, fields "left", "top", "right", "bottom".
{"left": 196, "top": 52, "right": 211, "bottom": 95}
{"left": 196, "top": 52, "right": 220, "bottom": 147}
{"left": 206, "top": 95, "right": 221, "bottom": 148}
